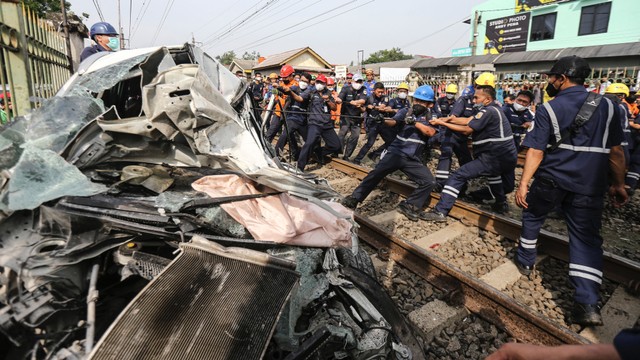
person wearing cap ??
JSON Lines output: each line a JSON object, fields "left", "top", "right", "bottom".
{"left": 433, "top": 75, "right": 493, "bottom": 189}
{"left": 80, "top": 22, "right": 119, "bottom": 61}
{"left": 341, "top": 85, "right": 438, "bottom": 221}
{"left": 423, "top": 85, "right": 517, "bottom": 221}
{"left": 604, "top": 83, "right": 632, "bottom": 166}
{"left": 367, "top": 82, "right": 412, "bottom": 161}
{"left": 337, "top": 73, "right": 367, "bottom": 161}
{"left": 364, "top": 69, "right": 376, "bottom": 96}
{"left": 250, "top": 72, "right": 264, "bottom": 103}
{"left": 345, "top": 73, "right": 354, "bottom": 87}
{"left": 437, "top": 83, "right": 458, "bottom": 117}
{"left": 512, "top": 56, "right": 627, "bottom": 327}
{"left": 352, "top": 82, "right": 391, "bottom": 165}
{"left": 275, "top": 72, "right": 312, "bottom": 162}
{"left": 265, "top": 64, "right": 298, "bottom": 143}
{"left": 296, "top": 74, "right": 341, "bottom": 171}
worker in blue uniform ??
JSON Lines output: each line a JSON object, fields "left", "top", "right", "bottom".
{"left": 513, "top": 56, "right": 627, "bottom": 327}
{"left": 337, "top": 73, "right": 367, "bottom": 161}
{"left": 368, "top": 82, "right": 412, "bottom": 161}
{"left": 352, "top": 82, "right": 391, "bottom": 165}
{"left": 364, "top": 68, "right": 377, "bottom": 96}
{"left": 296, "top": 74, "right": 341, "bottom": 171}
{"left": 423, "top": 85, "right": 517, "bottom": 219}
{"left": 433, "top": 74, "right": 494, "bottom": 188}
{"left": 504, "top": 90, "right": 535, "bottom": 151}
{"left": 274, "top": 72, "right": 312, "bottom": 162}
{"left": 604, "top": 83, "right": 633, "bottom": 167}
{"left": 627, "top": 113, "right": 640, "bottom": 195}
{"left": 436, "top": 83, "right": 458, "bottom": 117}
{"left": 80, "top": 22, "right": 119, "bottom": 61}
{"left": 341, "top": 85, "right": 438, "bottom": 221}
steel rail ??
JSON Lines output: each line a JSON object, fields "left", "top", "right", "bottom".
{"left": 328, "top": 158, "right": 640, "bottom": 289}
{"left": 354, "top": 213, "right": 589, "bottom": 346}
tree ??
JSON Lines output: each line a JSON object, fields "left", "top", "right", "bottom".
{"left": 23, "top": 0, "right": 70, "bottom": 18}
{"left": 242, "top": 51, "right": 260, "bottom": 60}
{"left": 363, "top": 48, "right": 413, "bottom": 64}
{"left": 215, "top": 50, "right": 236, "bottom": 66}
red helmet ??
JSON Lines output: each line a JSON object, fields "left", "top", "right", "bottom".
{"left": 315, "top": 74, "right": 327, "bottom": 83}
{"left": 326, "top": 77, "right": 336, "bottom": 86}
{"left": 280, "top": 64, "right": 294, "bottom": 78}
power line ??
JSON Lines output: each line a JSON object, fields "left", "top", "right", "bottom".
{"left": 131, "top": 0, "right": 153, "bottom": 39}
{"left": 92, "top": 0, "right": 105, "bottom": 22}
{"left": 211, "top": 0, "right": 320, "bottom": 50}
{"left": 151, "top": 0, "right": 176, "bottom": 45}
{"left": 199, "top": 0, "right": 264, "bottom": 45}
{"left": 128, "top": 0, "right": 132, "bottom": 47}
{"left": 225, "top": 0, "right": 359, "bottom": 52}
{"left": 400, "top": 15, "right": 471, "bottom": 49}
{"left": 205, "top": 0, "right": 280, "bottom": 46}
{"left": 438, "top": 27, "right": 469, "bottom": 57}
{"left": 231, "top": 0, "right": 375, "bottom": 53}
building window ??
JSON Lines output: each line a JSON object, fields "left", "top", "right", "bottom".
{"left": 578, "top": 2, "right": 611, "bottom": 36}
{"left": 530, "top": 13, "right": 557, "bottom": 41}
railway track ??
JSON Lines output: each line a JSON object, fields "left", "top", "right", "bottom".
{"left": 315, "top": 158, "right": 640, "bottom": 354}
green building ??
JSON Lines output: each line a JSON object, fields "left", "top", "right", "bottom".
{"left": 470, "top": 0, "right": 640, "bottom": 56}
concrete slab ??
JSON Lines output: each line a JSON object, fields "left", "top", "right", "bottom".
{"left": 480, "top": 255, "right": 548, "bottom": 291}
{"left": 413, "top": 222, "right": 472, "bottom": 250}
{"left": 370, "top": 211, "right": 401, "bottom": 226}
{"left": 408, "top": 299, "right": 469, "bottom": 343}
{"left": 580, "top": 286, "right": 640, "bottom": 343}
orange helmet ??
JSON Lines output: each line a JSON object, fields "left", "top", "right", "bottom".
{"left": 326, "top": 77, "right": 336, "bottom": 86}
{"left": 280, "top": 64, "right": 294, "bottom": 78}
{"left": 316, "top": 74, "right": 327, "bottom": 83}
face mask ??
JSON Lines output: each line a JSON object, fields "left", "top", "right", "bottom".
{"left": 255, "top": 77, "right": 262, "bottom": 82}
{"left": 283, "top": 79, "right": 291, "bottom": 85}
{"left": 545, "top": 78, "right": 562, "bottom": 97}
{"left": 513, "top": 102, "right": 527, "bottom": 112}
{"left": 473, "top": 103, "right": 484, "bottom": 110}
{"left": 315, "top": 84, "right": 325, "bottom": 91}
{"left": 351, "top": 82, "right": 362, "bottom": 90}
{"left": 107, "top": 37, "right": 120, "bottom": 51}
{"left": 328, "top": 87, "right": 335, "bottom": 92}
{"left": 446, "top": 93, "right": 455, "bottom": 100}
{"left": 398, "top": 92, "right": 408, "bottom": 99}
{"left": 412, "top": 104, "right": 427, "bottom": 116}
{"left": 299, "top": 81, "right": 308, "bottom": 90}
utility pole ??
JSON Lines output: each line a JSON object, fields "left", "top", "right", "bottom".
{"left": 471, "top": 10, "right": 480, "bottom": 56}
{"left": 117, "top": 0, "right": 124, "bottom": 49}
{"left": 60, "top": 0, "right": 74, "bottom": 73}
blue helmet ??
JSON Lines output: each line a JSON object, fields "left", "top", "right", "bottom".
{"left": 461, "top": 85, "right": 475, "bottom": 97}
{"left": 413, "top": 85, "right": 435, "bottom": 102}
{"left": 90, "top": 22, "right": 118, "bottom": 40}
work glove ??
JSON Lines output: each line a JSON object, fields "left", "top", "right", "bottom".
{"left": 373, "top": 113, "right": 385, "bottom": 124}
{"left": 404, "top": 115, "right": 416, "bottom": 125}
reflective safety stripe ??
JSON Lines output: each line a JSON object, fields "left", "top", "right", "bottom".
{"left": 487, "top": 176, "right": 501, "bottom": 181}
{"left": 543, "top": 102, "right": 562, "bottom": 144}
{"left": 519, "top": 237, "right": 537, "bottom": 249}
{"left": 556, "top": 144, "right": 610, "bottom": 153}
{"left": 442, "top": 189, "right": 458, "bottom": 198}
{"left": 436, "top": 170, "right": 449, "bottom": 174}
{"left": 472, "top": 107, "right": 512, "bottom": 145}
{"left": 472, "top": 136, "right": 513, "bottom": 145}
{"left": 626, "top": 172, "right": 640, "bottom": 180}
{"left": 602, "top": 98, "right": 613, "bottom": 147}
{"left": 488, "top": 180, "right": 502, "bottom": 184}
{"left": 570, "top": 263, "right": 603, "bottom": 278}
{"left": 436, "top": 175, "right": 449, "bottom": 179}
{"left": 444, "top": 185, "right": 459, "bottom": 195}
{"left": 396, "top": 135, "right": 426, "bottom": 145}
{"left": 569, "top": 271, "right": 603, "bottom": 284}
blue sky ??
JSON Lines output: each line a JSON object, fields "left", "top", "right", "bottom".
{"left": 72, "top": 0, "right": 486, "bottom": 64}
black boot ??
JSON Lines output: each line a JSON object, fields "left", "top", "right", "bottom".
{"left": 571, "top": 303, "right": 603, "bottom": 326}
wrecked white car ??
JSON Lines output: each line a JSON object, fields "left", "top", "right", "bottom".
{"left": 0, "top": 44, "right": 423, "bottom": 359}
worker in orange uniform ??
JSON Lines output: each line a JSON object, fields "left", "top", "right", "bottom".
{"left": 327, "top": 77, "right": 342, "bottom": 126}
{"left": 266, "top": 64, "right": 298, "bottom": 143}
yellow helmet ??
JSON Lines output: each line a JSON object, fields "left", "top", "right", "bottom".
{"left": 605, "top": 83, "right": 629, "bottom": 97}
{"left": 397, "top": 82, "right": 409, "bottom": 91}
{"left": 446, "top": 83, "right": 458, "bottom": 93}
{"left": 474, "top": 72, "right": 495, "bottom": 87}
{"left": 269, "top": 72, "right": 278, "bottom": 79}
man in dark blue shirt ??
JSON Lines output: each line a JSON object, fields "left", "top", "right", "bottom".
{"left": 503, "top": 90, "right": 534, "bottom": 151}
{"left": 275, "top": 72, "right": 312, "bottom": 162}
{"left": 424, "top": 85, "right": 517, "bottom": 219}
{"left": 80, "top": 22, "right": 119, "bottom": 62}
{"left": 337, "top": 73, "right": 367, "bottom": 161}
{"left": 352, "top": 82, "right": 391, "bottom": 165}
{"left": 513, "top": 56, "right": 627, "bottom": 327}
{"left": 436, "top": 83, "right": 458, "bottom": 117}
{"left": 296, "top": 74, "right": 341, "bottom": 171}
{"left": 341, "top": 85, "right": 438, "bottom": 221}
{"left": 367, "top": 82, "right": 412, "bottom": 161}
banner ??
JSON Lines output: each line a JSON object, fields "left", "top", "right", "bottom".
{"left": 380, "top": 67, "right": 411, "bottom": 89}
{"left": 516, "top": 0, "right": 574, "bottom": 13}
{"left": 483, "top": 12, "right": 530, "bottom": 54}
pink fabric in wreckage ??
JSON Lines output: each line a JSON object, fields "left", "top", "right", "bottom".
{"left": 191, "top": 174, "right": 353, "bottom": 247}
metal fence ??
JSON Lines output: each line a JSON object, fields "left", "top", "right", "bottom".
{"left": 0, "top": 1, "right": 71, "bottom": 121}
